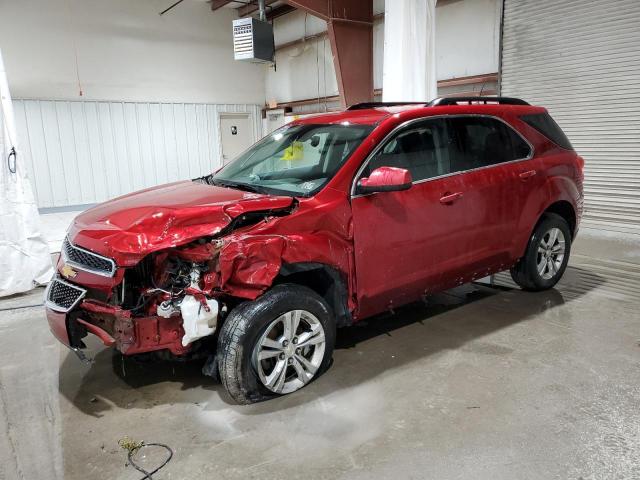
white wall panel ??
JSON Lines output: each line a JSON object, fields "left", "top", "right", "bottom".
{"left": 436, "top": 0, "right": 501, "bottom": 80}
{"left": 14, "top": 100, "right": 262, "bottom": 208}
{"left": 373, "top": 16, "right": 385, "bottom": 91}
{"left": 266, "top": 36, "right": 338, "bottom": 104}
{"left": 273, "top": 10, "right": 327, "bottom": 46}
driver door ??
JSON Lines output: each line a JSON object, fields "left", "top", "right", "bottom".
{"left": 351, "top": 118, "right": 467, "bottom": 317}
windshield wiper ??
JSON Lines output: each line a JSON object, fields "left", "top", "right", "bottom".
{"left": 211, "top": 179, "right": 268, "bottom": 194}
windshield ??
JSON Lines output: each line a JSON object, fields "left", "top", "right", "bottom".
{"left": 211, "top": 123, "right": 373, "bottom": 197}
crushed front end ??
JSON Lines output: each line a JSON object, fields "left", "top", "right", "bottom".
{"left": 45, "top": 236, "right": 228, "bottom": 362}
{"left": 43, "top": 178, "right": 301, "bottom": 363}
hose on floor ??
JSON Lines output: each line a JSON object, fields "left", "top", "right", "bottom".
{"left": 119, "top": 437, "right": 173, "bottom": 479}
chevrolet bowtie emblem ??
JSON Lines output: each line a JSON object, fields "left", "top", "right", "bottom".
{"left": 61, "top": 264, "right": 78, "bottom": 279}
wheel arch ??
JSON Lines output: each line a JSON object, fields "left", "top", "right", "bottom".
{"left": 273, "top": 262, "right": 352, "bottom": 327}
{"left": 513, "top": 171, "right": 580, "bottom": 261}
{"left": 514, "top": 199, "right": 577, "bottom": 261}
{"left": 543, "top": 200, "right": 577, "bottom": 236}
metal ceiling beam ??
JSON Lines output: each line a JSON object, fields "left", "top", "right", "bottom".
{"left": 266, "top": 4, "right": 295, "bottom": 20}
{"left": 210, "top": 0, "right": 234, "bottom": 11}
{"left": 283, "top": 0, "right": 329, "bottom": 18}
{"left": 281, "top": 0, "right": 373, "bottom": 108}
{"left": 236, "top": 0, "right": 278, "bottom": 17}
{"left": 283, "top": 0, "right": 372, "bottom": 23}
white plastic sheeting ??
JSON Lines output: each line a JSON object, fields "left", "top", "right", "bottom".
{"left": 382, "top": 0, "right": 438, "bottom": 102}
{"left": 0, "top": 49, "right": 53, "bottom": 297}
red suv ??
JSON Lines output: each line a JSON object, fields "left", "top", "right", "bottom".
{"left": 45, "top": 97, "right": 583, "bottom": 404}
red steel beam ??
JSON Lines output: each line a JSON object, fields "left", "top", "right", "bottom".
{"left": 282, "top": 0, "right": 373, "bottom": 108}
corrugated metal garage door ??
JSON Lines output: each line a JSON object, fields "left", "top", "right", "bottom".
{"left": 501, "top": 0, "right": 640, "bottom": 234}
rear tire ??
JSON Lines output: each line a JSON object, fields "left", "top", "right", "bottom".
{"left": 216, "top": 284, "right": 335, "bottom": 404}
{"left": 510, "top": 213, "right": 572, "bottom": 291}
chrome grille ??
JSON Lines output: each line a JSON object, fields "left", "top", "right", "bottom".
{"left": 45, "top": 278, "right": 86, "bottom": 313}
{"left": 62, "top": 238, "right": 116, "bottom": 277}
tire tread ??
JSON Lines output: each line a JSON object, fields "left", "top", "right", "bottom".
{"left": 217, "top": 285, "right": 335, "bottom": 404}
{"left": 510, "top": 212, "right": 571, "bottom": 291}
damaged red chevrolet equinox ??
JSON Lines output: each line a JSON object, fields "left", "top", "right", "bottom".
{"left": 45, "top": 97, "right": 583, "bottom": 404}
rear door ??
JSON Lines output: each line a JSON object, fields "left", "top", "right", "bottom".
{"left": 443, "top": 115, "right": 535, "bottom": 277}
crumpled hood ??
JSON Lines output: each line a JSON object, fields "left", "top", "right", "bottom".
{"left": 68, "top": 180, "right": 294, "bottom": 266}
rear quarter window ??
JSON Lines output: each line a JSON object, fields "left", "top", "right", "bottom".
{"left": 520, "top": 113, "right": 574, "bottom": 150}
{"left": 447, "top": 116, "right": 532, "bottom": 172}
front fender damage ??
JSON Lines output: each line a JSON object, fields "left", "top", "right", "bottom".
{"left": 217, "top": 235, "right": 286, "bottom": 298}
{"left": 68, "top": 204, "right": 355, "bottom": 360}
{"left": 196, "top": 230, "right": 354, "bottom": 307}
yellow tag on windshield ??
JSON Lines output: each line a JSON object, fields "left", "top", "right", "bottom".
{"left": 281, "top": 141, "right": 304, "bottom": 161}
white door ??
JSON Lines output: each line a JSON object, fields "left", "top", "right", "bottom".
{"left": 265, "top": 109, "right": 286, "bottom": 134}
{"left": 220, "top": 114, "right": 252, "bottom": 164}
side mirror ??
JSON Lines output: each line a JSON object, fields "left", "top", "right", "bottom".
{"left": 357, "top": 166, "right": 413, "bottom": 194}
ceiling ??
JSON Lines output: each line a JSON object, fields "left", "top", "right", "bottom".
{"left": 210, "top": 0, "right": 289, "bottom": 18}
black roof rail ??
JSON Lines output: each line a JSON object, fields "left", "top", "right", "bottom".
{"left": 428, "top": 96, "right": 530, "bottom": 106}
{"left": 347, "top": 101, "right": 429, "bottom": 111}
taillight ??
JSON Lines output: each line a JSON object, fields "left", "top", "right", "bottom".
{"left": 576, "top": 155, "right": 585, "bottom": 182}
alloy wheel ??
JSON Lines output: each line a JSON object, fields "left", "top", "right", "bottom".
{"left": 252, "top": 310, "right": 326, "bottom": 394}
{"left": 536, "top": 227, "right": 566, "bottom": 280}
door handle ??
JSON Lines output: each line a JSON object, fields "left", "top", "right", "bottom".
{"left": 439, "top": 192, "right": 463, "bottom": 205}
{"left": 519, "top": 170, "right": 537, "bottom": 181}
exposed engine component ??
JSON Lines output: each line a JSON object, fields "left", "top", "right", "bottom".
{"left": 179, "top": 264, "right": 219, "bottom": 346}
{"left": 188, "top": 266, "right": 201, "bottom": 289}
{"left": 156, "top": 256, "right": 197, "bottom": 293}
{"left": 110, "top": 249, "right": 222, "bottom": 352}
{"left": 180, "top": 295, "right": 218, "bottom": 347}
{"left": 154, "top": 261, "right": 219, "bottom": 346}
{"left": 157, "top": 300, "right": 179, "bottom": 319}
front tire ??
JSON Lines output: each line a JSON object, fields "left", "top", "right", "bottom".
{"left": 510, "top": 213, "right": 572, "bottom": 291}
{"left": 216, "top": 284, "right": 335, "bottom": 404}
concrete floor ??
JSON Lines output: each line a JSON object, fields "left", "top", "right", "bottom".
{"left": 1, "top": 229, "right": 639, "bottom": 480}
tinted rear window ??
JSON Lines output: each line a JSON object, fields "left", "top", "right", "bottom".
{"left": 520, "top": 113, "right": 573, "bottom": 150}
{"left": 447, "top": 116, "right": 532, "bottom": 171}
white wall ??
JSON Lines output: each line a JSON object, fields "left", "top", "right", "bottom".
{"left": 0, "top": 0, "right": 265, "bottom": 104}
{"left": 15, "top": 100, "right": 262, "bottom": 208}
{"left": 265, "top": 0, "right": 500, "bottom": 103}
{"left": 266, "top": 46, "right": 336, "bottom": 104}
{"left": 436, "top": 0, "right": 501, "bottom": 79}
{"left": 0, "top": 0, "right": 267, "bottom": 208}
